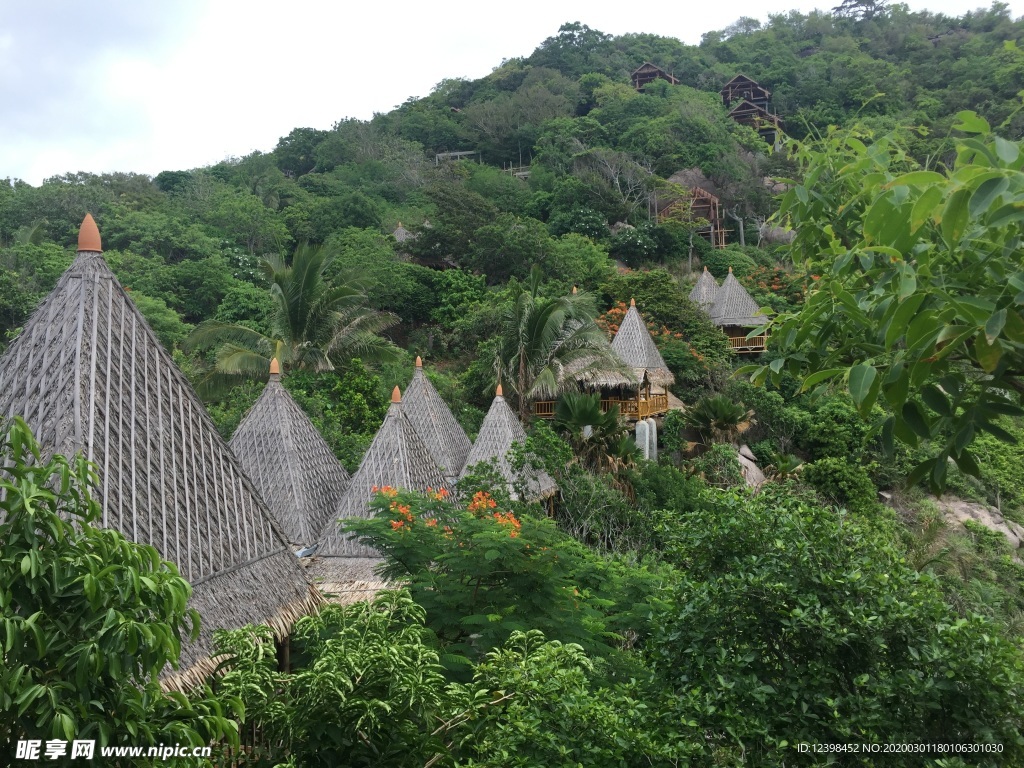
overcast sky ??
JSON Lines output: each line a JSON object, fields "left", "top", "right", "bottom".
{"left": 2, "top": 0, "right": 1019, "bottom": 185}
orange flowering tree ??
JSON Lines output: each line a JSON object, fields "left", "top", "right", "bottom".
{"left": 344, "top": 487, "right": 629, "bottom": 664}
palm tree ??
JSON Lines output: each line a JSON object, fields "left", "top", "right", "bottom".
{"left": 553, "top": 391, "right": 637, "bottom": 473}
{"left": 185, "top": 242, "right": 399, "bottom": 398}
{"left": 494, "top": 269, "right": 629, "bottom": 421}
{"left": 683, "top": 394, "right": 756, "bottom": 447}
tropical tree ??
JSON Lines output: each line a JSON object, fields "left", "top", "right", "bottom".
{"left": 494, "top": 269, "right": 628, "bottom": 420}
{"left": 683, "top": 394, "right": 756, "bottom": 447}
{"left": 553, "top": 391, "right": 636, "bottom": 473}
{"left": 0, "top": 418, "right": 237, "bottom": 753}
{"left": 185, "top": 242, "right": 399, "bottom": 398}
{"left": 743, "top": 113, "right": 1024, "bottom": 491}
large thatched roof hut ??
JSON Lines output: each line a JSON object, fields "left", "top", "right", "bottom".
{"left": 462, "top": 385, "right": 556, "bottom": 502}
{"left": 310, "top": 385, "right": 449, "bottom": 602}
{"left": 611, "top": 298, "right": 675, "bottom": 388}
{"left": 707, "top": 268, "right": 768, "bottom": 353}
{"left": 402, "top": 357, "right": 471, "bottom": 481}
{"left": 229, "top": 358, "right": 351, "bottom": 547}
{"left": 0, "top": 215, "right": 321, "bottom": 690}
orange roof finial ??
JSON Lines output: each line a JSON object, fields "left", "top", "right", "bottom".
{"left": 78, "top": 214, "right": 102, "bottom": 253}
{"left": 415, "top": 356, "right": 422, "bottom": 368}
{"left": 392, "top": 386, "right": 401, "bottom": 403}
{"left": 269, "top": 358, "right": 280, "bottom": 376}
{"left": 496, "top": 383, "right": 503, "bottom": 397}
{"left": 703, "top": 265, "right": 709, "bottom": 272}
{"left": 630, "top": 297, "right": 636, "bottom": 307}
{"left": 728, "top": 266, "right": 733, "bottom": 273}
{"left": 571, "top": 285, "right": 578, "bottom": 294}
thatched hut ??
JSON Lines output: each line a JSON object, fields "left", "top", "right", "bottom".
{"left": 0, "top": 215, "right": 322, "bottom": 690}
{"left": 688, "top": 266, "right": 720, "bottom": 312}
{"left": 402, "top": 356, "right": 471, "bottom": 481}
{"left": 462, "top": 385, "right": 556, "bottom": 502}
{"left": 708, "top": 268, "right": 767, "bottom": 353}
{"left": 229, "top": 358, "right": 351, "bottom": 547}
{"left": 310, "top": 385, "right": 449, "bottom": 602}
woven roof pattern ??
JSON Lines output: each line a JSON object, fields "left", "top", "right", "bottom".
{"left": 230, "top": 376, "right": 351, "bottom": 546}
{"left": 709, "top": 271, "right": 764, "bottom": 327}
{"left": 689, "top": 268, "right": 720, "bottom": 311}
{"left": 610, "top": 304, "right": 675, "bottom": 386}
{"left": 403, "top": 366, "right": 471, "bottom": 479}
{"left": 306, "top": 556, "right": 389, "bottom": 605}
{"left": 0, "top": 249, "right": 320, "bottom": 687}
{"left": 461, "top": 394, "right": 556, "bottom": 501}
{"left": 319, "top": 400, "right": 448, "bottom": 558}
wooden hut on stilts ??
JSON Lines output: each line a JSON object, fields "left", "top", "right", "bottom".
{"left": 0, "top": 215, "right": 322, "bottom": 690}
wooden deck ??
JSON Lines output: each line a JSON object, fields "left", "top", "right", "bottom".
{"left": 533, "top": 393, "right": 670, "bottom": 421}
{"left": 729, "top": 334, "right": 767, "bottom": 353}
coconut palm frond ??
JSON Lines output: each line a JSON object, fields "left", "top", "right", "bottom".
{"left": 184, "top": 321, "right": 275, "bottom": 355}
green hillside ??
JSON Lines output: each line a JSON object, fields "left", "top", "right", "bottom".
{"left": 3, "top": 4, "right": 1024, "bottom": 764}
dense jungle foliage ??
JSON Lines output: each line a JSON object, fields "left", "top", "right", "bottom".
{"left": 4, "top": 3, "right": 1024, "bottom": 765}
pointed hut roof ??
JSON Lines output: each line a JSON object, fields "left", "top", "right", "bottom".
{"left": 0, "top": 215, "right": 321, "bottom": 690}
{"left": 317, "top": 386, "right": 448, "bottom": 559}
{"left": 710, "top": 268, "right": 764, "bottom": 327}
{"left": 461, "top": 386, "right": 556, "bottom": 502}
{"left": 689, "top": 266, "right": 720, "bottom": 311}
{"left": 610, "top": 299, "right": 675, "bottom": 386}
{"left": 229, "top": 360, "right": 351, "bottom": 547}
{"left": 392, "top": 222, "right": 413, "bottom": 243}
{"left": 402, "top": 357, "right": 471, "bottom": 480}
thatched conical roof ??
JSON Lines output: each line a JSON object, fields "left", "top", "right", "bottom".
{"left": 689, "top": 266, "right": 720, "bottom": 311}
{"left": 0, "top": 215, "right": 321, "bottom": 691}
{"left": 229, "top": 361, "right": 351, "bottom": 547}
{"left": 710, "top": 268, "right": 764, "bottom": 327}
{"left": 392, "top": 222, "right": 413, "bottom": 243}
{"left": 403, "top": 357, "right": 471, "bottom": 480}
{"left": 610, "top": 299, "right": 675, "bottom": 386}
{"left": 311, "top": 386, "right": 448, "bottom": 600}
{"left": 320, "top": 387, "right": 449, "bottom": 555}
{"left": 461, "top": 386, "right": 557, "bottom": 502}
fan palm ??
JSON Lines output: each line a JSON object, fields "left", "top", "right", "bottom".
{"left": 494, "top": 268, "right": 630, "bottom": 421}
{"left": 185, "top": 242, "right": 399, "bottom": 398}
{"left": 554, "top": 391, "right": 636, "bottom": 473}
{"left": 683, "top": 394, "right": 756, "bottom": 447}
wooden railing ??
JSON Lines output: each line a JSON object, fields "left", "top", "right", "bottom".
{"left": 533, "top": 393, "right": 670, "bottom": 420}
{"left": 729, "top": 334, "right": 767, "bottom": 353}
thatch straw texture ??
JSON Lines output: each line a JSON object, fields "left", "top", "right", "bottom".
{"left": 304, "top": 556, "right": 390, "bottom": 606}
{"left": 611, "top": 303, "right": 675, "bottom": 386}
{"left": 402, "top": 362, "right": 471, "bottom": 480}
{"left": 461, "top": 391, "right": 556, "bottom": 502}
{"left": 230, "top": 372, "right": 350, "bottom": 546}
{"left": 710, "top": 270, "right": 764, "bottom": 327}
{"left": 319, "top": 396, "right": 448, "bottom": 559}
{"left": 689, "top": 267, "right": 720, "bottom": 311}
{"left": 0, "top": 241, "right": 321, "bottom": 691}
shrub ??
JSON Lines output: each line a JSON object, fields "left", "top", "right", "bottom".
{"left": 802, "top": 456, "right": 878, "bottom": 514}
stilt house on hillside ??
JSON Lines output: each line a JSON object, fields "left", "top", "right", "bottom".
{"left": 720, "top": 74, "right": 783, "bottom": 144}
{"left": 229, "top": 358, "right": 351, "bottom": 547}
{"left": 631, "top": 62, "right": 679, "bottom": 90}
{"left": 0, "top": 215, "right": 321, "bottom": 690}
{"left": 311, "top": 386, "right": 449, "bottom": 603}
{"left": 660, "top": 169, "right": 727, "bottom": 249}
{"left": 402, "top": 356, "right": 471, "bottom": 482}
{"left": 689, "top": 266, "right": 767, "bottom": 353}
{"left": 463, "top": 385, "right": 556, "bottom": 502}
{"left": 533, "top": 299, "right": 672, "bottom": 421}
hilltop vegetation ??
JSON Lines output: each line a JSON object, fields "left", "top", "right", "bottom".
{"left": 3, "top": 4, "right": 1024, "bottom": 765}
